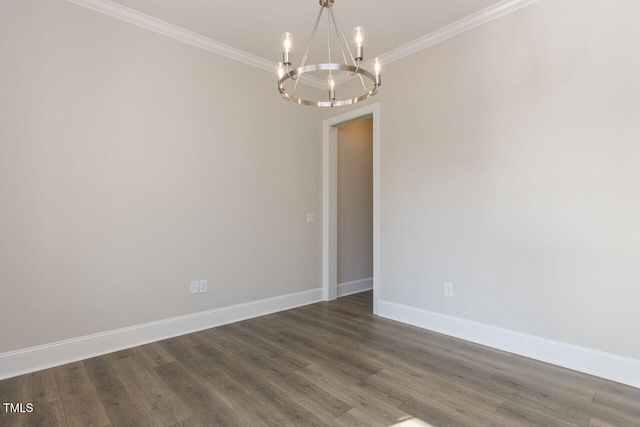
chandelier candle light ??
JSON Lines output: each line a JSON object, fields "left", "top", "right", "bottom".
{"left": 277, "top": 0, "right": 381, "bottom": 107}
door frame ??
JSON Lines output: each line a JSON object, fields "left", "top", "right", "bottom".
{"left": 322, "top": 103, "right": 380, "bottom": 314}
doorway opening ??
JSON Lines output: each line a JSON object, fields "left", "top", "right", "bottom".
{"left": 337, "top": 118, "right": 373, "bottom": 299}
{"left": 322, "top": 103, "right": 380, "bottom": 314}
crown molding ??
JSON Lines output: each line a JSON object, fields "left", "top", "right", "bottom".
{"left": 66, "top": 0, "right": 276, "bottom": 72}
{"left": 66, "top": 0, "right": 328, "bottom": 89}
{"left": 66, "top": 0, "right": 539, "bottom": 90}
{"left": 377, "top": 0, "right": 541, "bottom": 66}
{"left": 335, "top": 0, "right": 540, "bottom": 86}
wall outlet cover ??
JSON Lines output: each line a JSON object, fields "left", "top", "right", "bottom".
{"left": 190, "top": 281, "right": 200, "bottom": 294}
{"left": 199, "top": 280, "right": 208, "bottom": 293}
{"left": 444, "top": 282, "right": 453, "bottom": 297}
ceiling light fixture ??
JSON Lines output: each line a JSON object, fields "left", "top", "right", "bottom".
{"left": 277, "top": 0, "right": 381, "bottom": 107}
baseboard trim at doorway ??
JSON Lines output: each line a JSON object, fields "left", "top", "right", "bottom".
{"left": 338, "top": 278, "right": 373, "bottom": 297}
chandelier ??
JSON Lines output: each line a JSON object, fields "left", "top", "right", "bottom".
{"left": 277, "top": 0, "right": 381, "bottom": 107}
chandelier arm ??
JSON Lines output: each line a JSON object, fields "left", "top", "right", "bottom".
{"left": 290, "top": 68, "right": 301, "bottom": 100}
{"left": 289, "top": 4, "right": 325, "bottom": 99}
{"left": 299, "top": 5, "right": 325, "bottom": 69}
{"left": 327, "top": 10, "right": 332, "bottom": 76}
{"left": 328, "top": 6, "right": 358, "bottom": 67}
{"left": 329, "top": 6, "right": 368, "bottom": 92}
{"left": 290, "top": 82, "right": 299, "bottom": 100}
{"left": 356, "top": 72, "right": 368, "bottom": 93}
{"left": 328, "top": 8, "right": 352, "bottom": 73}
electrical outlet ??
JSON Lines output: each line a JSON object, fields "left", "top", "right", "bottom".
{"left": 306, "top": 213, "right": 316, "bottom": 224}
{"left": 199, "top": 280, "right": 208, "bottom": 293}
{"left": 190, "top": 281, "right": 199, "bottom": 294}
{"left": 444, "top": 282, "right": 453, "bottom": 297}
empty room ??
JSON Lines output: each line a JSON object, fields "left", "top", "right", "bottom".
{"left": 1, "top": 0, "right": 639, "bottom": 426}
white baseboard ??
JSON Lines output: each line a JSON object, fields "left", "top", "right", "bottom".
{"left": 378, "top": 299, "right": 640, "bottom": 389}
{"left": 338, "top": 277, "right": 373, "bottom": 297}
{"left": 0, "top": 288, "right": 323, "bottom": 380}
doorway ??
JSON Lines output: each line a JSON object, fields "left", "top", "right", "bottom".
{"left": 322, "top": 103, "right": 380, "bottom": 314}
{"left": 337, "top": 118, "right": 373, "bottom": 299}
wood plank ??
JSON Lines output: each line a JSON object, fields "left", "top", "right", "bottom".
{"left": 372, "top": 367, "right": 502, "bottom": 413}
{"left": 105, "top": 347, "right": 137, "bottom": 361}
{"left": 0, "top": 368, "right": 61, "bottom": 427}
{"left": 494, "top": 400, "right": 583, "bottom": 427}
{"left": 53, "top": 361, "right": 110, "bottom": 427}
{"left": 591, "top": 389, "right": 640, "bottom": 420}
{"left": 167, "top": 415, "right": 215, "bottom": 427}
{"left": 198, "top": 371, "right": 293, "bottom": 426}
{"left": 18, "top": 369, "right": 59, "bottom": 405}
{"left": 25, "top": 400, "right": 68, "bottom": 427}
{"left": 55, "top": 395, "right": 111, "bottom": 427}
{"left": 198, "top": 328, "right": 251, "bottom": 355}
{"left": 220, "top": 322, "right": 311, "bottom": 370}
{"left": 295, "top": 363, "right": 410, "bottom": 425}
{"left": 333, "top": 407, "right": 390, "bottom": 427}
{"left": 157, "top": 337, "right": 221, "bottom": 379}
{"left": 197, "top": 348, "right": 331, "bottom": 426}
{"left": 399, "top": 394, "right": 509, "bottom": 427}
{"left": 277, "top": 328, "right": 384, "bottom": 381}
{"left": 588, "top": 418, "right": 620, "bottom": 427}
{"left": 134, "top": 342, "right": 176, "bottom": 368}
{"left": 461, "top": 370, "right": 594, "bottom": 426}
{"left": 154, "top": 362, "right": 252, "bottom": 426}
{"left": 84, "top": 355, "right": 152, "bottom": 426}
{"left": 236, "top": 349, "right": 352, "bottom": 420}
{"left": 112, "top": 356, "right": 191, "bottom": 426}
{"left": 399, "top": 338, "right": 498, "bottom": 383}
{"left": 584, "top": 391, "right": 640, "bottom": 427}
{"left": 0, "top": 375, "right": 21, "bottom": 404}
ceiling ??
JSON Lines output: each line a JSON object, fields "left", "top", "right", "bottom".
{"left": 109, "top": 0, "right": 504, "bottom": 68}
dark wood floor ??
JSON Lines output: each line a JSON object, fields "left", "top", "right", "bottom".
{"left": 1, "top": 291, "right": 639, "bottom": 426}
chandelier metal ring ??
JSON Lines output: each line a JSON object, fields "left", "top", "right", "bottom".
{"left": 278, "top": 63, "right": 379, "bottom": 107}
{"left": 277, "top": 0, "right": 381, "bottom": 108}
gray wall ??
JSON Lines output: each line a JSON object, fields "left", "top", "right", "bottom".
{"left": 337, "top": 119, "right": 373, "bottom": 284}
{"left": 0, "top": 0, "right": 322, "bottom": 353}
{"left": 376, "top": 0, "right": 640, "bottom": 359}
